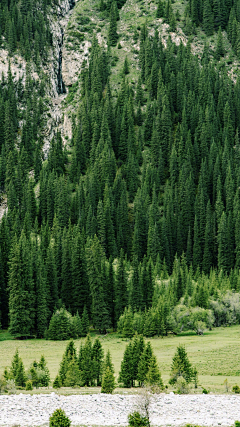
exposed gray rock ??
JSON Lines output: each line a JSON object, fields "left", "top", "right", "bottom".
{"left": 0, "top": 393, "right": 239, "bottom": 427}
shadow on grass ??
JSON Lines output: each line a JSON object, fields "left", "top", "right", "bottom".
{"left": 176, "top": 330, "right": 212, "bottom": 337}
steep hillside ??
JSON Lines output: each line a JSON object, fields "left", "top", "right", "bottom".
{"left": 1, "top": 0, "right": 240, "bottom": 341}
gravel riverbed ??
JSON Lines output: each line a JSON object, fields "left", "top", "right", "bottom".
{"left": 0, "top": 393, "right": 239, "bottom": 427}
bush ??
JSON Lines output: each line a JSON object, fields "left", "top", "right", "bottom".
{"left": 25, "top": 380, "right": 33, "bottom": 390}
{"left": 202, "top": 388, "right": 209, "bottom": 394}
{"left": 233, "top": 385, "right": 240, "bottom": 394}
{"left": 49, "top": 408, "right": 71, "bottom": 427}
{"left": 128, "top": 411, "right": 150, "bottom": 427}
{"left": 6, "top": 379, "right": 16, "bottom": 394}
{"left": 27, "top": 356, "right": 50, "bottom": 387}
{"left": 176, "top": 376, "right": 189, "bottom": 394}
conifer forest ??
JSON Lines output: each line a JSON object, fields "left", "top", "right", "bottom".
{"left": 1, "top": 0, "right": 240, "bottom": 342}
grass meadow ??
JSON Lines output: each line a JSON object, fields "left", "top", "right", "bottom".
{"left": 0, "top": 325, "right": 240, "bottom": 394}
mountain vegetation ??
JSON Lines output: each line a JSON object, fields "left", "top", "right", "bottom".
{"left": 1, "top": 0, "right": 240, "bottom": 343}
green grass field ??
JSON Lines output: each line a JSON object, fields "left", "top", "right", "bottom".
{"left": 1, "top": 325, "right": 240, "bottom": 394}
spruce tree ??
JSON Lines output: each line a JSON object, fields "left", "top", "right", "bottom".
{"left": 101, "top": 366, "right": 115, "bottom": 393}
{"left": 203, "top": 0, "right": 214, "bottom": 36}
{"left": 92, "top": 338, "right": 104, "bottom": 386}
{"left": 145, "top": 355, "right": 164, "bottom": 390}
{"left": 108, "top": 1, "right": 118, "bottom": 46}
{"left": 169, "top": 345, "right": 194, "bottom": 385}
{"left": 8, "top": 232, "right": 35, "bottom": 337}
{"left": 118, "top": 342, "right": 134, "bottom": 387}
{"left": 137, "top": 342, "right": 153, "bottom": 386}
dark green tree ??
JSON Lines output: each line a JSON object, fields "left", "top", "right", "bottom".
{"left": 169, "top": 345, "right": 194, "bottom": 385}
{"left": 108, "top": 1, "right": 118, "bottom": 46}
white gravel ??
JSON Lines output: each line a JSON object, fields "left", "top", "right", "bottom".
{"left": 0, "top": 393, "right": 240, "bottom": 427}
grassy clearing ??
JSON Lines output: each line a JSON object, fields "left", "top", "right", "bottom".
{"left": 1, "top": 326, "right": 240, "bottom": 393}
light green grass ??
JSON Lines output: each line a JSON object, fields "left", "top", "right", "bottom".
{"left": 1, "top": 326, "right": 240, "bottom": 393}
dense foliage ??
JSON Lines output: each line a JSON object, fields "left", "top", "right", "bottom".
{"left": 118, "top": 334, "right": 164, "bottom": 389}
{"left": 49, "top": 408, "right": 71, "bottom": 427}
{"left": 1, "top": 0, "right": 240, "bottom": 338}
{"left": 4, "top": 350, "right": 50, "bottom": 389}
{"left": 0, "top": 0, "right": 53, "bottom": 60}
{"left": 53, "top": 337, "right": 114, "bottom": 388}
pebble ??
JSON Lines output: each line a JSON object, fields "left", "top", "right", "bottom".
{"left": 0, "top": 394, "right": 239, "bottom": 426}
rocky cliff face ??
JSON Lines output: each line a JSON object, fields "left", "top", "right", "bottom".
{"left": 47, "top": 0, "right": 76, "bottom": 98}
{"left": 42, "top": 0, "right": 77, "bottom": 154}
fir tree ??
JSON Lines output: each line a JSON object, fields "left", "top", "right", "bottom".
{"left": 169, "top": 345, "right": 194, "bottom": 385}
{"left": 108, "top": 1, "right": 118, "bottom": 46}
{"left": 101, "top": 366, "right": 115, "bottom": 393}
{"left": 145, "top": 355, "right": 164, "bottom": 390}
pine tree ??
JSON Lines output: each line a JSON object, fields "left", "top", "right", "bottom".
{"left": 114, "top": 248, "right": 128, "bottom": 326}
{"left": 122, "top": 306, "right": 135, "bottom": 338}
{"left": 156, "top": 0, "right": 164, "bottom": 18}
{"left": 80, "top": 334, "right": 93, "bottom": 386}
{"left": 129, "top": 256, "right": 142, "bottom": 312}
{"left": 101, "top": 366, "right": 115, "bottom": 393}
{"left": 217, "top": 211, "right": 229, "bottom": 272}
{"left": 215, "top": 27, "right": 224, "bottom": 60}
{"left": 35, "top": 251, "right": 48, "bottom": 338}
{"left": 145, "top": 355, "right": 164, "bottom": 390}
{"left": 81, "top": 305, "right": 90, "bottom": 336}
{"left": 203, "top": 0, "right": 214, "bottom": 36}
{"left": 108, "top": 1, "right": 118, "bottom": 46}
{"left": 59, "top": 340, "right": 78, "bottom": 386}
{"left": 118, "top": 342, "right": 134, "bottom": 387}
{"left": 169, "top": 345, "right": 194, "bottom": 385}
{"left": 92, "top": 338, "right": 104, "bottom": 386}
{"left": 137, "top": 341, "right": 153, "bottom": 386}
{"left": 104, "top": 349, "right": 115, "bottom": 375}
{"left": 15, "top": 360, "right": 26, "bottom": 387}
{"left": 8, "top": 232, "right": 35, "bottom": 337}
{"left": 10, "top": 349, "right": 21, "bottom": 378}
{"left": 86, "top": 236, "right": 110, "bottom": 332}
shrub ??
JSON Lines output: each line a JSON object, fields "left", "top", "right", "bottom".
{"left": 233, "top": 385, "right": 240, "bottom": 394}
{"left": 49, "top": 408, "right": 71, "bottom": 427}
{"left": 128, "top": 411, "right": 150, "bottom": 427}
{"left": 176, "top": 376, "right": 189, "bottom": 394}
{"left": 6, "top": 379, "right": 16, "bottom": 394}
{"left": 25, "top": 380, "right": 33, "bottom": 391}
{"left": 27, "top": 356, "right": 50, "bottom": 387}
{"left": 53, "top": 375, "right": 62, "bottom": 389}
{"left": 202, "top": 388, "right": 209, "bottom": 394}
{"left": 235, "top": 422, "right": 240, "bottom": 427}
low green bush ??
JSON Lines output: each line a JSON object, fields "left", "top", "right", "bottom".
{"left": 128, "top": 411, "right": 149, "bottom": 427}
{"left": 233, "top": 385, "right": 240, "bottom": 394}
{"left": 49, "top": 408, "right": 71, "bottom": 427}
{"left": 25, "top": 380, "right": 33, "bottom": 390}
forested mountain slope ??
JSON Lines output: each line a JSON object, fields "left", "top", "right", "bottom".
{"left": 0, "top": 0, "right": 240, "bottom": 338}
